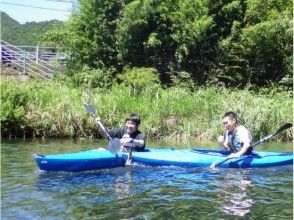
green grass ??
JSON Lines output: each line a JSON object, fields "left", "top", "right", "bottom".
{"left": 0, "top": 78, "right": 292, "bottom": 142}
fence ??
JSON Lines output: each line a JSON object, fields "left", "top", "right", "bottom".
{"left": 1, "top": 40, "right": 66, "bottom": 80}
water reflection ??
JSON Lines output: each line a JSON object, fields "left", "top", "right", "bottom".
{"left": 216, "top": 170, "right": 253, "bottom": 217}
{"left": 114, "top": 169, "right": 133, "bottom": 200}
{"left": 34, "top": 167, "right": 141, "bottom": 203}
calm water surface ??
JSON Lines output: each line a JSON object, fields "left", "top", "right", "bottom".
{"left": 1, "top": 139, "right": 293, "bottom": 219}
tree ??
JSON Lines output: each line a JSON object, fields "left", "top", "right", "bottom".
{"left": 209, "top": 0, "right": 292, "bottom": 87}
{"left": 44, "top": 0, "right": 128, "bottom": 72}
{"left": 116, "top": 0, "right": 214, "bottom": 85}
{"left": 42, "top": 0, "right": 292, "bottom": 88}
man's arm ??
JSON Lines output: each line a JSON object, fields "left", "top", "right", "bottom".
{"left": 121, "top": 133, "right": 145, "bottom": 150}
{"left": 132, "top": 139, "right": 145, "bottom": 148}
{"left": 108, "top": 128, "right": 124, "bottom": 139}
{"left": 218, "top": 133, "right": 230, "bottom": 150}
{"left": 228, "top": 141, "right": 250, "bottom": 158}
{"left": 228, "top": 127, "right": 251, "bottom": 158}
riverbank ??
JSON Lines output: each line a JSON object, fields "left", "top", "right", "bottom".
{"left": 1, "top": 78, "right": 292, "bottom": 142}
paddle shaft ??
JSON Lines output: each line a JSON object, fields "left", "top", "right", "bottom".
{"left": 85, "top": 106, "right": 112, "bottom": 140}
{"left": 211, "top": 123, "right": 292, "bottom": 168}
{"left": 93, "top": 116, "right": 112, "bottom": 140}
{"left": 84, "top": 104, "right": 123, "bottom": 154}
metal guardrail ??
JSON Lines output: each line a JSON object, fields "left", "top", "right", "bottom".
{"left": 1, "top": 40, "right": 66, "bottom": 80}
{"left": 17, "top": 45, "right": 66, "bottom": 62}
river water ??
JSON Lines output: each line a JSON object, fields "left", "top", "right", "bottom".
{"left": 1, "top": 139, "right": 293, "bottom": 219}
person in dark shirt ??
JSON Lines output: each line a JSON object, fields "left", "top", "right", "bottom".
{"left": 96, "top": 113, "right": 145, "bottom": 152}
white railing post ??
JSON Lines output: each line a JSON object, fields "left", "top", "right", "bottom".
{"left": 36, "top": 45, "right": 39, "bottom": 63}
{"left": 23, "top": 51, "right": 26, "bottom": 74}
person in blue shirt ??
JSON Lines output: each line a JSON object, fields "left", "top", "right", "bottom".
{"left": 217, "top": 111, "right": 252, "bottom": 158}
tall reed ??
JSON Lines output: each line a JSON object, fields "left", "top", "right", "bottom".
{"left": 1, "top": 78, "right": 292, "bottom": 142}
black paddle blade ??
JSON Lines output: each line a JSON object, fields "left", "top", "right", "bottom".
{"left": 275, "top": 123, "right": 292, "bottom": 135}
{"left": 84, "top": 104, "right": 96, "bottom": 117}
{"left": 107, "top": 138, "right": 121, "bottom": 154}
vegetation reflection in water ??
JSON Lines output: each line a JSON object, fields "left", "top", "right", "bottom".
{"left": 1, "top": 139, "right": 293, "bottom": 220}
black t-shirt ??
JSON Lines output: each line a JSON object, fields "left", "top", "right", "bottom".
{"left": 108, "top": 127, "right": 145, "bottom": 151}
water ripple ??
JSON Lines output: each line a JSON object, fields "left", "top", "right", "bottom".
{"left": 1, "top": 140, "right": 293, "bottom": 220}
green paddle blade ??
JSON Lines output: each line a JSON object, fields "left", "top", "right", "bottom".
{"left": 108, "top": 138, "right": 121, "bottom": 154}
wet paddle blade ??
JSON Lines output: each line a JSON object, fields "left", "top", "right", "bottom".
{"left": 84, "top": 104, "right": 96, "bottom": 117}
{"left": 108, "top": 138, "right": 121, "bottom": 154}
{"left": 125, "top": 150, "right": 133, "bottom": 166}
{"left": 275, "top": 123, "right": 292, "bottom": 135}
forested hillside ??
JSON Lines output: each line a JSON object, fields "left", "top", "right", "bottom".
{"left": 1, "top": 11, "right": 63, "bottom": 46}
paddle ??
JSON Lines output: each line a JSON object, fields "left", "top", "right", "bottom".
{"left": 210, "top": 123, "right": 293, "bottom": 168}
{"left": 84, "top": 104, "right": 121, "bottom": 154}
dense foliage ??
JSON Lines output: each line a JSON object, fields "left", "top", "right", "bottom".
{"left": 1, "top": 78, "right": 292, "bottom": 142}
{"left": 1, "top": 12, "right": 62, "bottom": 45}
{"left": 43, "top": 0, "right": 292, "bottom": 88}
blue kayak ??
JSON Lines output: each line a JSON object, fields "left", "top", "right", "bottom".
{"left": 33, "top": 149, "right": 125, "bottom": 172}
{"left": 127, "top": 149, "right": 293, "bottom": 169}
{"left": 33, "top": 148, "right": 293, "bottom": 172}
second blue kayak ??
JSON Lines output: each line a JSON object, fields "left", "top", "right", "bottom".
{"left": 126, "top": 149, "right": 293, "bottom": 169}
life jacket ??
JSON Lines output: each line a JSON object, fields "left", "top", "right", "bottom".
{"left": 227, "top": 126, "right": 253, "bottom": 154}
